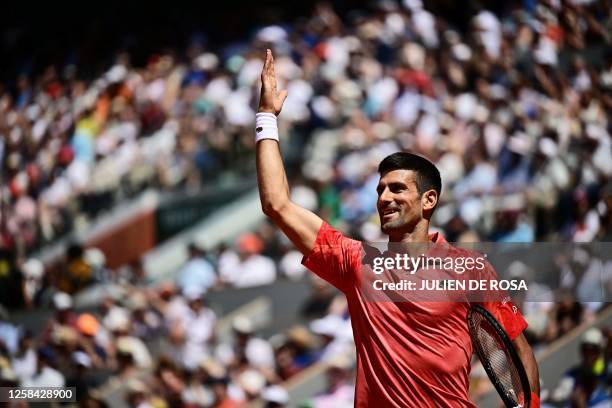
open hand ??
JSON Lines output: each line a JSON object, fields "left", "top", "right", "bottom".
{"left": 258, "top": 49, "right": 288, "bottom": 116}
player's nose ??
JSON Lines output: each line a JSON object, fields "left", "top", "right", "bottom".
{"left": 378, "top": 188, "right": 393, "bottom": 206}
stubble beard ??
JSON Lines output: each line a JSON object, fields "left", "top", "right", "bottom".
{"left": 380, "top": 210, "right": 408, "bottom": 234}
{"left": 380, "top": 209, "right": 420, "bottom": 237}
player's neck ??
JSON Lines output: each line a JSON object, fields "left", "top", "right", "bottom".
{"left": 388, "top": 221, "right": 430, "bottom": 243}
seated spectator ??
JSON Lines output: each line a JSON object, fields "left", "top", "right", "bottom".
{"left": 216, "top": 316, "right": 274, "bottom": 373}
{"left": 211, "top": 376, "right": 245, "bottom": 408}
{"left": 568, "top": 367, "right": 612, "bottom": 408}
{"left": 309, "top": 315, "right": 353, "bottom": 363}
{"left": 220, "top": 233, "right": 276, "bottom": 288}
{"left": 275, "top": 344, "right": 302, "bottom": 381}
{"left": 166, "top": 287, "right": 216, "bottom": 370}
{"left": 11, "top": 332, "right": 36, "bottom": 382}
{"left": 551, "top": 328, "right": 606, "bottom": 403}
{"left": 176, "top": 242, "right": 217, "bottom": 295}
{"left": 308, "top": 356, "right": 355, "bottom": 408}
{"left": 58, "top": 244, "right": 94, "bottom": 294}
{"left": 261, "top": 385, "right": 289, "bottom": 408}
{"left": 21, "top": 348, "right": 65, "bottom": 387}
{"left": 41, "top": 292, "right": 78, "bottom": 343}
{"left": 0, "top": 308, "right": 20, "bottom": 356}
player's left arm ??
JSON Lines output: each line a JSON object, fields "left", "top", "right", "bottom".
{"left": 512, "top": 332, "right": 540, "bottom": 405}
{"left": 478, "top": 257, "right": 541, "bottom": 406}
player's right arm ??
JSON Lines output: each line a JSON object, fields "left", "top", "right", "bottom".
{"left": 256, "top": 49, "right": 323, "bottom": 256}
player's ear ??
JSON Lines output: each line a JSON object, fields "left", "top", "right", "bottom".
{"left": 422, "top": 189, "right": 438, "bottom": 214}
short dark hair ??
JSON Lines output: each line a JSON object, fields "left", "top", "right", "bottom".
{"left": 378, "top": 152, "right": 442, "bottom": 197}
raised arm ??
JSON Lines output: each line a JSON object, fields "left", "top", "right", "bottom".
{"left": 256, "top": 49, "right": 323, "bottom": 255}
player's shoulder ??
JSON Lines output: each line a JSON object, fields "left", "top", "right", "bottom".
{"left": 318, "top": 222, "right": 363, "bottom": 248}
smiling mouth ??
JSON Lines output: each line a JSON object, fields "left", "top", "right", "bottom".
{"left": 382, "top": 208, "right": 399, "bottom": 218}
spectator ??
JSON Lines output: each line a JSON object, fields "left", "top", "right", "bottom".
{"left": 59, "top": 244, "right": 93, "bottom": 294}
{"left": 11, "top": 332, "right": 36, "bottom": 382}
{"left": 41, "top": 292, "right": 78, "bottom": 343}
{"left": 20, "top": 258, "right": 45, "bottom": 307}
{"left": 551, "top": 328, "right": 606, "bottom": 403}
{"left": 169, "top": 287, "right": 216, "bottom": 370}
{"left": 211, "top": 376, "right": 244, "bottom": 408}
{"left": 308, "top": 356, "right": 355, "bottom": 408}
{"left": 221, "top": 233, "right": 276, "bottom": 288}
{"left": 568, "top": 367, "right": 612, "bottom": 408}
{"left": 309, "top": 315, "right": 353, "bottom": 363}
{"left": 21, "top": 348, "right": 65, "bottom": 387}
{"left": 0, "top": 308, "right": 20, "bottom": 356}
{"left": 262, "top": 385, "right": 289, "bottom": 408}
{"left": 217, "top": 316, "right": 275, "bottom": 374}
{"left": 176, "top": 242, "right": 217, "bottom": 295}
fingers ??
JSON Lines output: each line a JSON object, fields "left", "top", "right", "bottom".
{"left": 261, "top": 50, "right": 268, "bottom": 77}
{"left": 261, "top": 49, "right": 274, "bottom": 80}
{"left": 268, "top": 49, "right": 275, "bottom": 77}
{"left": 261, "top": 50, "right": 277, "bottom": 97}
{"left": 278, "top": 89, "right": 288, "bottom": 105}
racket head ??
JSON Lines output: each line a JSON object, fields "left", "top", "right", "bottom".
{"left": 468, "top": 304, "right": 531, "bottom": 408}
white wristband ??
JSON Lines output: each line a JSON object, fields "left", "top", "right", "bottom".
{"left": 255, "top": 112, "right": 279, "bottom": 142}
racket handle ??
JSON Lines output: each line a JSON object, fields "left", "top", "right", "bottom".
{"left": 529, "top": 392, "right": 540, "bottom": 408}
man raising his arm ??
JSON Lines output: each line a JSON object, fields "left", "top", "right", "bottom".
{"left": 255, "top": 49, "right": 540, "bottom": 408}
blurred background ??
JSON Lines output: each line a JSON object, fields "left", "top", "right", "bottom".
{"left": 0, "top": 0, "right": 611, "bottom": 406}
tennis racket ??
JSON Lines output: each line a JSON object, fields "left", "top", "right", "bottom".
{"left": 467, "top": 304, "right": 531, "bottom": 408}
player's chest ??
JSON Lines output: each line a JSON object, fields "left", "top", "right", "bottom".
{"left": 362, "top": 299, "right": 468, "bottom": 328}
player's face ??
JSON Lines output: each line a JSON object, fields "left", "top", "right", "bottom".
{"left": 376, "top": 170, "right": 423, "bottom": 235}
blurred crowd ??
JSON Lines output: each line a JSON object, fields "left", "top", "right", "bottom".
{"left": 543, "top": 327, "right": 612, "bottom": 407}
{"left": 0, "top": 0, "right": 611, "bottom": 406}
{"left": 0, "top": 41, "right": 255, "bottom": 256}
{"left": 0, "top": 270, "right": 355, "bottom": 407}
{"left": 1, "top": 0, "right": 610, "bottom": 257}
{"left": 283, "top": 0, "right": 611, "bottom": 245}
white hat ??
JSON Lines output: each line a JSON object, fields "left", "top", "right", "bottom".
{"left": 237, "top": 369, "right": 266, "bottom": 395}
{"left": 232, "top": 316, "right": 254, "bottom": 334}
{"left": 327, "top": 354, "right": 354, "bottom": 370}
{"left": 261, "top": 385, "right": 289, "bottom": 404}
{"left": 103, "top": 307, "right": 130, "bottom": 332}
{"left": 53, "top": 292, "right": 73, "bottom": 310}
{"left": 125, "top": 378, "right": 148, "bottom": 393}
{"left": 455, "top": 93, "right": 477, "bottom": 121}
{"left": 194, "top": 53, "right": 219, "bottom": 71}
{"left": 403, "top": 0, "right": 423, "bottom": 10}
{"left": 22, "top": 259, "right": 44, "bottom": 279}
{"left": 84, "top": 248, "right": 106, "bottom": 269}
{"left": 183, "top": 286, "right": 204, "bottom": 302}
{"left": 105, "top": 65, "right": 127, "bottom": 84}
{"left": 534, "top": 37, "right": 558, "bottom": 66}
{"left": 581, "top": 328, "right": 603, "bottom": 347}
{"left": 126, "top": 292, "right": 148, "bottom": 310}
{"left": 538, "top": 138, "right": 558, "bottom": 158}
{"left": 489, "top": 84, "right": 508, "bottom": 100}
{"left": 72, "top": 351, "right": 92, "bottom": 368}
{"left": 507, "top": 132, "right": 532, "bottom": 155}
{"left": 256, "top": 25, "right": 288, "bottom": 43}
{"left": 200, "top": 358, "right": 226, "bottom": 378}
{"left": 310, "top": 315, "right": 344, "bottom": 337}
{"left": 451, "top": 43, "right": 472, "bottom": 62}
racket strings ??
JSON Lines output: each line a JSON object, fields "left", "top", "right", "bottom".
{"left": 471, "top": 313, "right": 526, "bottom": 407}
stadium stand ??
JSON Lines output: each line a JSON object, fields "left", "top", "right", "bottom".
{"left": 0, "top": 0, "right": 611, "bottom": 406}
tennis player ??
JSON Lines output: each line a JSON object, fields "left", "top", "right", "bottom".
{"left": 255, "top": 49, "right": 540, "bottom": 407}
